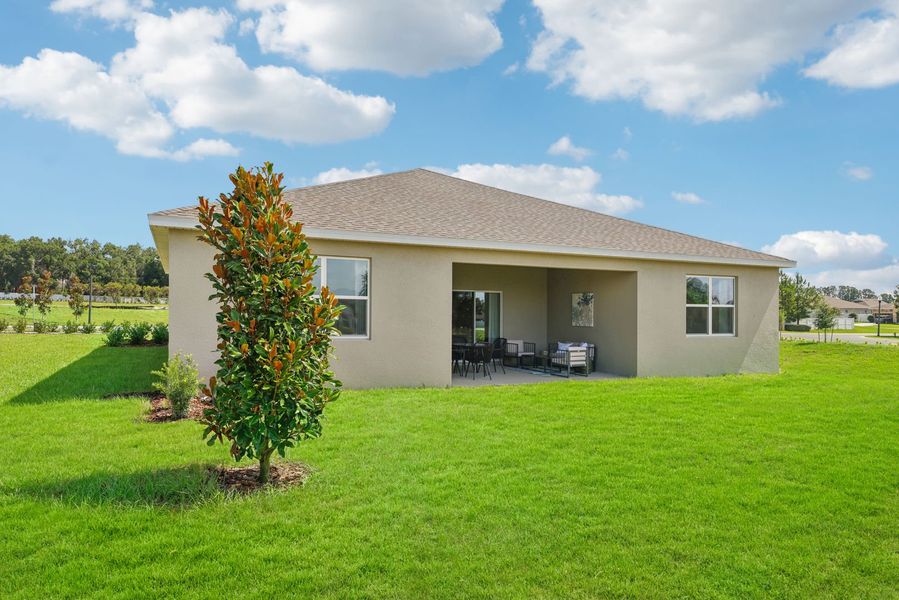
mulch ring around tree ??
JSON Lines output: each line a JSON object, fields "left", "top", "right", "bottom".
{"left": 211, "top": 462, "right": 312, "bottom": 494}
{"left": 145, "top": 394, "right": 212, "bottom": 422}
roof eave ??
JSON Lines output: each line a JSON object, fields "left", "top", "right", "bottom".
{"left": 147, "top": 213, "right": 796, "bottom": 269}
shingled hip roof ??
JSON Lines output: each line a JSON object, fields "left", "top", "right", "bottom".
{"left": 149, "top": 168, "right": 794, "bottom": 267}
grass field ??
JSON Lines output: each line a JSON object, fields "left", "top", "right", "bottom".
{"left": 0, "top": 300, "right": 167, "bottom": 325}
{"left": 0, "top": 336, "right": 896, "bottom": 598}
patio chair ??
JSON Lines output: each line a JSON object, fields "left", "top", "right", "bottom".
{"left": 548, "top": 342, "right": 589, "bottom": 377}
{"left": 505, "top": 339, "right": 536, "bottom": 368}
{"left": 463, "top": 343, "right": 492, "bottom": 380}
{"left": 489, "top": 337, "right": 507, "bottom": 374}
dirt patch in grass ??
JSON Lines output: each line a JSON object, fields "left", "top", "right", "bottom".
{"left": 211, "top": 462, "right": 311, "bottom": 494}
{"left": 143, "top": 394, "right": 212, "bottom": 423}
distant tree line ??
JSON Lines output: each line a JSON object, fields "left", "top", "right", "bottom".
{"left": 815, "top": 284, "right": 895, "bottom": 304}
{"left": 0, "top": 235, "right": 167, "bottom": 292}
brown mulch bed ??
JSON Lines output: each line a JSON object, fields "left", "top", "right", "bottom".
{"left": 144, "top": 394, "right": 212, "bottom": 423}
{"left": 211, "top": 462, "right": 311, "bottom": 493}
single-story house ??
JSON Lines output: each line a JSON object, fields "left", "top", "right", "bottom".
{"left": 822, "top": 296, "right": 873, "bottom": 320}
{"left": 856, "top": 298, "right": 895, "bottom": 323}
{"left": 148, "top": 169, "right": 795, "bottom": 388}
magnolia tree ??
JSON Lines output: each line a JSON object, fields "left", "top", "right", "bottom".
{"left": 68, "top": 275, "right": 86, "bottom": 321}
{"left": 35, "top": 271, "right": 55, "bottom": 321}
{"left": 14, "top": 275, "right": 33, "bottom": 317}
{"left": 197, "top": 163, "right": 344, "bottom": 484}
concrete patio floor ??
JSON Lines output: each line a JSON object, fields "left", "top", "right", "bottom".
{"left": 452, "top": 366, "right": 620, "bottom": 387}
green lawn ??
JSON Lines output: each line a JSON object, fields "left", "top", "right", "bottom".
{"left": 0, "top": 336, "right": 896, "bottom": 598}
{"left": 0, "top": 300, "right": 168, "bottom": 326}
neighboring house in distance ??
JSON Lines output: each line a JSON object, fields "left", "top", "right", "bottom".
{"left": 857, "top": 298, "right": 896, "bottom": 323}
{"left": 148, "top": 169, "right": 795, "bottom": 388}
{"left": 822, "top": 296, "right": 873, "bottom": 321}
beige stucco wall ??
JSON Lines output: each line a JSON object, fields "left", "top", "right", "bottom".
{"left": 547, "top": 269, "right": 638, "bottom": 376}
{"left": 164, "top": 227, "right": 781, "bottom": 388}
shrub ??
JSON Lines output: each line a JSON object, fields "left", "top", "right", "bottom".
{"left": 100, "top": 320, "right": 116, "bottom": 333}
{"left": 0, "top": 318, "right": 8, "bottom": 333}
{"left": 62, "top": 321, "right": 80, "bottom": 334}
{"left": 81, "top": 322, "right": 97, "bottom": 334}
{"left": 867, "top": 315, "right": 875, "bottom": 323}
{"left": 150, "top": 322, "right": 169, "bottom": 344}
{"left": 34, "top": 321, "right": 60, "bottom": 333}
{"left": 783, "top": 323, "right": 811, "bottom": 332}
{"left": 105, "top": 325, "right": 128, "bottom": 346}
{"left": 125, "top": 321, "right": 152, "bottom": 345}
{"left": 13, "top": 319, "right": 27, "bottom": 334}
{"left": 152, "top": 353, "right": 201, "bottom": 419}
{"left": 197, "top": 163, "right": 343, "bottom": 484}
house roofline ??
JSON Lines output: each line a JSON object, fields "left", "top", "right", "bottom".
{"left": 148, "top": 213, "right": 796, "bottom": 270}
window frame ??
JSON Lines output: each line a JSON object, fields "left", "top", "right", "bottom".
{"left": 316, "top": 256, "right": 371, "bottom": 340}
{"left": 686, "top": 275, "right": 736, "bottom": 337}
{"left": 452, "top": 289, "right": 504, "bottom": 343}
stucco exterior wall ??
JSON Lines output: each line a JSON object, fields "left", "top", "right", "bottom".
{"left": 164, "top": 227, "right": 781, "bottom": 388}
{"left": 547, "top": 269, "right": 638, "bottom": 376}
{"left": 634, "top": 261, "right": 780, "bottom": 376}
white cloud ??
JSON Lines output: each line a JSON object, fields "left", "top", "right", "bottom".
{"left": 0, "top": 49, "right": 173, "bottom": 158}
{"left": 312, "top": 166, "right": 383, "bottom": 185}
{"left": 622, "top": 126, "right": 632, "bottom": 140}
{"left": 502, "top": 62, "right": 520, "bottom": 76}
{"left": 611, "top": 147, "right": 629, "bottom": 161}
{"left": 671, "top": 191, "right": 705, "bottom": 205}
{"left": 807, "top": 262, "right": 899, "bottom": 294}
{"left": 112, "top": 8, "right": 394, "bottom": 144}
{"left": 547, "top": 135, "right": 591, "bottom": 161}
{"left": 0, "top": 7, "right": 395, "bottom": 158}
{"left": 50, "top": 0, "right": 153, "bottom": 22}
{"left": 763, "top": 230, "right": 890, "bottom": 269}
{"left": 805, "top": 7, "right": 899, "bottom": 88}
{"left": 450, "top": 163, "right": 642, "bottom": 215}
{"left": 236, "top": 0, "right": 504, "bottom": 75}
{"left": 842, "top": 162, "right": 874, "bottom": 181}
{"left": 171, "top": 138, "right": 240, "bottom": 161}
{"left": 526, "top": 1, "right": 880, "bottom": 121}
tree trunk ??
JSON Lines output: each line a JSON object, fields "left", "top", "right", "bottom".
{"left": 258, "top": 445, "right": 274, "bottom": 484}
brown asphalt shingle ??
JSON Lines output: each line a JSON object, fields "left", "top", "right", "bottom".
{"left": 152, "top": 168, "right": 792, "bottom": 265}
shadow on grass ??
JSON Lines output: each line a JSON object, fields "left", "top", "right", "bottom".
{"left": 9, "top": 345, "right": 167, "bottom": 405}
{"left": 10, "top": 464, "right": 222, "bottom": 509}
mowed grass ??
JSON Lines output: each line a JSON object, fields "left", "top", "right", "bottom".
{"left": 0, "top": 336, "right": 896, "bottom": 598}
{"left": 0, "top": 301, "right": 168, "bottom": 325}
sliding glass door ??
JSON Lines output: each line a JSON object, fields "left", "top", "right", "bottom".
{"left": 452, "top": 291, "right": 501, "bottom": 343}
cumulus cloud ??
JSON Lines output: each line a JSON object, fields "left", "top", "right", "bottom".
{"left": 763, "top": 230, "right": 890, "bottom": 269}
{"left": 547, "top": 135, "right": 591, "bottom": 161}
{"left": 0, "top": 7, "right": 395, "bottom": 159}
{"left": 842, "top": 162, "right": 874, "bottom": 181}
{"left": 672, "top": 191, "right": 705, "bottom": 205}
{"left": 312, "top": 166, "right": 383, "bottom": 185}
{"left": 236, "top": 0, "right": 504, "bottom": 75}
{"left": 170, "top": 138, "right": 240, "bottom": 161}
{"left": 807, "top": 262, "right": 899, "bottom": 294}
{"left": 526, "top": 1, "right": 882, "bottom": 121}
{"left": 450, "top": 163, "right": 642, "bottom": 215}
{"left": 0, "top": 49, "right": 174, "bottom": 158}
{"left": 805, "top": 6, "right": 899, "bottom": 88}
{"left": 50, "top": 0, "right": 153, "bottom": 22}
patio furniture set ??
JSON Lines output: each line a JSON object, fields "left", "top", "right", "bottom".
{"left": 452, "top": 337, "right": 596, "bottom": 379}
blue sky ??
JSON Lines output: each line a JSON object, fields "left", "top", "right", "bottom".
{"left": 2, "top": 0, "right": 899, "bottom": 292}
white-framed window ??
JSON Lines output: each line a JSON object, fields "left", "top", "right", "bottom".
{"left": 686, "top": 275, "right": 735, "bottom": 336}
{"left": 313, "top": 256, "right": 370, "bottom": 339}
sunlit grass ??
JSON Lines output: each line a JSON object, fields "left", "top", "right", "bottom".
{"left": 0, "top": 336, "right": 896, "bottom": 597}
